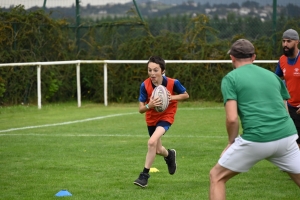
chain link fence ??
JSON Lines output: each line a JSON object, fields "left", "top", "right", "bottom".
{"left": 1, "top": 1, "right": 299, "bottom": 56}
{"left": 1, "top": 0, "right": 300, "bottom": 39}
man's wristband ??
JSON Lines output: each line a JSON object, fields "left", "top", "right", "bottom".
{"left": 145, "top": 104, "right": 149, "bottom": 109}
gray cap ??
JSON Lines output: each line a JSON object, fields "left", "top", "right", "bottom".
{"left": 228, "top": 39, "right": 255, "bottom": 58}
{"left": 282, "top": 29, "right": 299, "bottom": 40}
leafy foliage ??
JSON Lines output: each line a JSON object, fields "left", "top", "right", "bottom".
{"left": 0, "top": 6, "right": 73, "bottom": 104}
{"left": 0, "top": 6, "right": 300, "bottom": 105}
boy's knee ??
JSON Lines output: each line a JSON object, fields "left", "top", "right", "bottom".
{"left": 147, "top": 139, "right": 157, "bottom": 148}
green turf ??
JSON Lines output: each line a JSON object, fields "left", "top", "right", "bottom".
{"left": 0, "top": 102, "right": 299, "bottom": 199}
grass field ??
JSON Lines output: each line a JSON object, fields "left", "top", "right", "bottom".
{"left": 0, "top": 101, "right": 299, "bottom": 200}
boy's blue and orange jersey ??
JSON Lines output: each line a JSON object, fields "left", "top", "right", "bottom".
{"left": 276, "top": 55, "right": 300, "bottom": 107}
{"left": 139, "top": 76, "right": 187, "bottom": 126}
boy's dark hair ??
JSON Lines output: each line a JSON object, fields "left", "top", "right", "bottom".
{"left": 148, "top": 56, "right": 166, "bottom": 71}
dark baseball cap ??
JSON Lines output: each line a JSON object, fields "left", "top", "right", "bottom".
{"left": 227, "top": 39, "right": 255, "bottom": 58}
{"left": 282, "top": 29, "right": 299, "bottom": 40}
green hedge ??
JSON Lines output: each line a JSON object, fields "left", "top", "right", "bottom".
{"left": 0, "top": 7, "right": 299, "bottom": 105}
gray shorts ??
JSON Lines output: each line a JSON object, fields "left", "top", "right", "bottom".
{"left": 218, "top": 134, "right": 300, "bottom": 173}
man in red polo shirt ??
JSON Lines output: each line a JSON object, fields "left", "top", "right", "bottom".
{"left": 275, "top": 29, "right": 300, "bottom": 148}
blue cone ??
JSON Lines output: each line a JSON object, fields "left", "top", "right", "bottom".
{"left": 55, "top": 190, "right": 72, "bottom": 197}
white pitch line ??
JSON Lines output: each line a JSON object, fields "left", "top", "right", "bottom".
{"left": 0, "top": 133, "right": 226, "bottom": 138}
{"left": 0, "top": 112, "right": 137, "bottom": 133}
{"left": 179, "top": 107, "right": 223, "bottom": 110}
{"left": 0, "top": 107, "right": 224, "bottom": 134}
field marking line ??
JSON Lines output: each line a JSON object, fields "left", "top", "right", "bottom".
{"left": 0, "top": 112, "right": 137, "bottom": 133}
{"left": 0, "top": 107, "right": 224, "bottom": 134}
{"left": 0, "top": 133, "right": 226, "bottom": 138}
{"left": 179, "top": 107, "right": 223, "bottom": 110}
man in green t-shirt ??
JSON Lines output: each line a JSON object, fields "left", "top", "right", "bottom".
{"left": 209, "top": 39, "right": 300, "bottom": 200}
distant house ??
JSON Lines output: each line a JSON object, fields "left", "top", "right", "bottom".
{"left": 239, "top": 7, "right": 251, "bottom": 15}
{"left": 99, "top": 10, "right": 107, "bottom": 15}
{"left": 205, "top": 8, "right": 217, "bottom": 14}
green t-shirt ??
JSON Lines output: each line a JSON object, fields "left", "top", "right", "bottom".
{"left": 221, "top": 64, "right": 297, "bottom": 142}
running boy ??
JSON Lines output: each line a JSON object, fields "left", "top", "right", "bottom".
{"left": 134, "top": 56, "right": 189, "bottom": 188}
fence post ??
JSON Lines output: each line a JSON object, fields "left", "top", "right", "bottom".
{"left": 272, "top": 0, "right": 277, "bottom": 53}
{"left": 76, "top": 0, "right": 81, "bottom": 53}
{"left": 133, "top": 0, "right": 144, "bottom": 22}
{"left": 43, "top": 0, "right": 47, "bottom": 11}
{"left": 76, "top": 62, "right": 81, "bottom": 107}
{"left": 37, "top": 65, "right": 41, "bottom": 109}
{"left": 104, "top": 62, "right": 108, "bottom": 106}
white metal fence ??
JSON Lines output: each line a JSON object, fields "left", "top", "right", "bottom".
{"left": 0, "top": 60, "right": 278, "bottom": 109}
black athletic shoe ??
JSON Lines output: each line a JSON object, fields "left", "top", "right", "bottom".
{"left": 133, "top": 172, "right": 150, "bottom": 188}
{"left": 164, "top": 149, "right": 177, "bottom": 175}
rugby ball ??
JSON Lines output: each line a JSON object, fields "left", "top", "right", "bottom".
{"left": 151, "top": 85, "right": 169, "bottom": 112}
